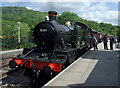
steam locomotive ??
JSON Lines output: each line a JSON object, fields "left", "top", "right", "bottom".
{"left": 9, "top": 11, "right": 91, "bottom": 77}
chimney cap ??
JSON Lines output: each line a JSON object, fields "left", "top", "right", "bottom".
{"left": 48, "top": 11, "right": 58, "bottom": 15}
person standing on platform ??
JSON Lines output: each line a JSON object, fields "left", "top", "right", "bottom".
{"left": 117, "top": 36, "right": 120, "bottom": 48}
{"left": 93, "top": 37, "right": 98, "bottom": 51}
{"left": 102, "top": 35, "right": 108, "bottom": 50}
{"left": 110, "top": 36, "right": 114, "bottom": 50}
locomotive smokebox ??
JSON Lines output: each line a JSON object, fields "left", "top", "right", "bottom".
{"left": 48, "top": 11, "right": 58, "bottom": 21}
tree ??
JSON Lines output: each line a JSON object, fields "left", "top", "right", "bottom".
{"left": 116, "top": 26, "right": 120, "bottom": 37}
{"left": 2, "top": 20, "right": 34, "bottom": 50}
{"left": 57, "top": 11, "right": 84, "bottom": 25}
{"left": 86, "top": 21, "right": 101, "bottom": 32}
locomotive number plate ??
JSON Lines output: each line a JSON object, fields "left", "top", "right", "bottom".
{"left": 40, "top": 29, "right": 47, "bottom": 32}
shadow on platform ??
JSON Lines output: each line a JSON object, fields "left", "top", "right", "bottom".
{"left": 68, "top": 49, "right": 119, "bottom": 88}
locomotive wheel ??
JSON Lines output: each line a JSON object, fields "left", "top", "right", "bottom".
{"left": 77, "top": 50, "right": 82, "bottom": 57}
{"left": 24, "top": 68, "right": 39, "bottom": 84}
{"left": 65, "top": 59, "right": 70, "bottom": 68}
{"left": 83, "top": 48, "right": 88, "bottom": 53}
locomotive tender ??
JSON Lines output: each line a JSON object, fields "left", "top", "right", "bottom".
{"left": 9, "top": 11, "right": 91, "bottom": 76}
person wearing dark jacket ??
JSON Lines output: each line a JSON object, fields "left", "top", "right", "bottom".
{"left": 110, "top": 36, "right": 114, "bottom": 50}
{"left": 117, "top": 36, "right": 120, "bottom": 48}
{"left": 102, "top": 35, "right": 108, "bottom": 50}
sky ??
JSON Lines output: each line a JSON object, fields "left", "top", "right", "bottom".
{"left": 1, "top": 0, "right": 119, "bottom": 26}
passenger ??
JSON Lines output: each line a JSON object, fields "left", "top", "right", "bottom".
{"left": 93, "top": 37, "right": 98, "bottom": 51}
{"left": 102, "top": 35, "right": 108, "bottom": 50}
{"left": 109, "top": 36, "right": 114, "bottom": 50}
{"left": 117, "top": 36, "right": 120, "bottom": 48}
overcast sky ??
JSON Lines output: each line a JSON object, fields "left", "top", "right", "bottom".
{"left": 1, "top": 0, "right": 119, "bottom": 26}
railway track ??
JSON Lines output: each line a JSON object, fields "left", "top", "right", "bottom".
{"left": 0, "top": 48, "right": 23, "bottom": 77}
{"left": 0, "top": 49, "right": 24, "bottom": 87}
{"left": 0, "top": 59, "right": 11, "bottom": 79}
{"left": 0, "top": 59, "right": 27, "bottom": 87}
{"left": 1, "top": 69, "right": 27, "bottom": 88}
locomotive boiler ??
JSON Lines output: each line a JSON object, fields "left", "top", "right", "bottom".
{"left": 9, "top": 11, "right": 91, "bottom": 76}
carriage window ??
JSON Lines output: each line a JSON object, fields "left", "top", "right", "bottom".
{"left": 64, "top": 25, "right": 74, "bottom": 31}
{"left": 64, "top": 26, "right": 69, "bottom": 31}
{"left": 73, "top": 24, "right": 82, "bottom": 30}
{"left": 69, "top": 26, "right": 74, "bottom": 30}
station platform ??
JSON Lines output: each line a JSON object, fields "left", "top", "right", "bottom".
{"left": 44, "top": 42, "right": 119, "bottom": 87}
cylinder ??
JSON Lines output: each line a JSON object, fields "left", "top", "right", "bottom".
{"left": 9, "top": 59, "right": 22, "bottom": 69}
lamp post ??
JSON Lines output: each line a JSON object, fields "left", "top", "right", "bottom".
{"left": 17, "top": 22, "right": 21, "bottom": 49}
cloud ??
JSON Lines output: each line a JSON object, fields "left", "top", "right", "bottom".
{"left": 2, "top": 1, "right": 119, "bottom": 25}
{"left": 2, "top": 0, "right": 120, "bottom": 2}
{"left": 26, "top": 7, "right": 32, "bottom": 10}
{"left": 79, "top": 2, "right": 118, "bottom": 25}
{"left": 21, "top": 2, "right": 91, "bottom": 14}
{"left": 81, "top": 10, "right": 118, "bottom": 25}
{"left": 32, "top": 2, "right": 118, "bottom": 25}
{"left": 24, "top": 2, "right": 91, "bottom": 14}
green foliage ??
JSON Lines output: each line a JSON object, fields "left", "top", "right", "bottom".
{"left": 86, "top": 21, "right": 101, "bottom": 32}
{"left": 57, "top": 11, "right": 84, "bottom": 25}
{"left": 116, "top": 26, "right": 120, "bottom": 37}
{"left": 2, "top": 20, "right": 35, "bottom": 50}
{"left": 2, "top": 6, "right": 47, "bottom": 28}
{"left": 99, "top": 22, "right": 118, "bottom": 36}
{"left": 2, "top": 20, "right": 17, "bottom": 50}
{"left": 2, "top": 7, "right": 47, "bottom": 50}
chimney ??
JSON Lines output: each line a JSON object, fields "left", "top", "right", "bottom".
{"left": 48, "top": 11, "right": 58, "bottom": 21}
